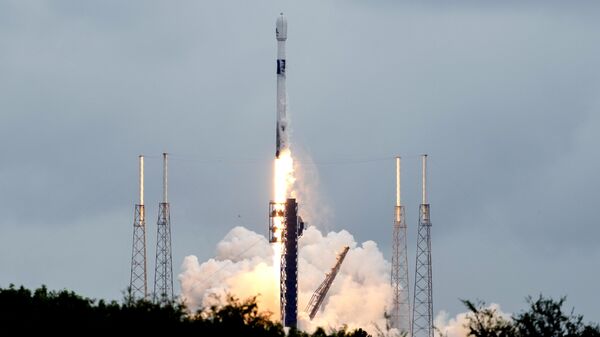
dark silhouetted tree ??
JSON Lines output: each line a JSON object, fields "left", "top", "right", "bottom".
{"left": 0, "top": 285, "right": 373, "bottom": 336}
{"left": 513, "top": 295, "right": 600, "bottom": 337}
{"left": 461, "top": 299, "right": 515, "bottom": 337}
{"left": 462, "top": 295, "right": 600, "bottom": 337}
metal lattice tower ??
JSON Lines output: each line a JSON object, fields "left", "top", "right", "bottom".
{"left": 153, "top": 153, "right": 174, "bottom": 303}
{"left": 130, "top": 155, "right": 148, "bottom": 300}
{"left": 281, "top": 198, "right": 305, "bottom": 328}
{"left": 392, "top": 156, "right": 411, "bottom": 335}
{"left": 306, "top": 246, "right": 350, "bottom": 320}
{"left": 270, "top": 199, "right": 305, "bottom": 329}
{"left": 412, "top": 154, "right": 433, "bottom": 337}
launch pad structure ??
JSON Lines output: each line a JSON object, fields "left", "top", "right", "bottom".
{"left": 306, "top": 246, "right": 350, "bottom": 320}
{"left": 269, "top": 199, "right": 305, "bottom": 329}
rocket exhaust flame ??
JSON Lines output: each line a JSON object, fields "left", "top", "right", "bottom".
{"left": 270, "top": 149, "right": 294, "bottom": 246}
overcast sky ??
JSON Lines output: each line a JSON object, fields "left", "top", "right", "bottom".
{"left": 0, "top": 0, "right": 599, "bottom": 322}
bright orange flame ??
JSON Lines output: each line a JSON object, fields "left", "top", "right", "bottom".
{"left": 274, "top": 149, "right": 295, "bottom": 203}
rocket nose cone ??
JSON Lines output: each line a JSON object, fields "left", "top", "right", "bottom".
{"left": 276, "top": 13, "right": 287, "bottom": 41}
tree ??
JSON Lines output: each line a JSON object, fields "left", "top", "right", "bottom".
{"left": 0, "top": 284, "right": 380, "bottom": 336}
{"left": 513, "top": 295, "right": 600, "bottom": 337}
{"left": 189, "top": 295, "right": 284, "bottom": 337}
{"left": 462, "top": 295, "right": 600, "bottom": 337}
{"left": 461, "top": 299, "right": 515, "bottom": 337}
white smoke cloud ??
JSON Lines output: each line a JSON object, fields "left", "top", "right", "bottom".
{"left": 179, "top": 226, "right": 278, "bottom": 311}
{"left": 178, "top": 143, "right": 395, "bottom": 335}
{"left": 179, "top": 225, "right": 395, "bottom": 335}
{"left": 434, "top": 304, "right": 511, "bottom": 337}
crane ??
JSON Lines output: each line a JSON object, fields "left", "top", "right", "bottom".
{"left": 305, "top": 246, "right": 350, "bottom": 320}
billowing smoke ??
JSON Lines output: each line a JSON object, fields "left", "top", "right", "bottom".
{"left": 179, "top": 225, "right": 393, "bottom": 334}
{"left": 291, "top": 150, "right": 335, "bottom": 232}
{"left": 434, "top": 304, "right": 510, "bottom": 337}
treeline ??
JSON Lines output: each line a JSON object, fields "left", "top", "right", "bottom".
{"left": 460, "top": 295, "right": 600, "bottom": 337}
{"left": 0, "top": 284, "right": 367, "bottom": 336}
{"left": 2, "top": 285, "right": 599, "bottom": 336}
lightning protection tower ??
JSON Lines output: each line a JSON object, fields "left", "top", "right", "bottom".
{"left": 130, "top": 155, "right": 147, "bottom": 300}
{"left": 154, "top": 153, "right": 174, "bottom": 303}
{"left": 412, "top": 154, "right": 433, "bottom": 337}
{"left": 391, "top": 156, "right": 411, "bottom": 335}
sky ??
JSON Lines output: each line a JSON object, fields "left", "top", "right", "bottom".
{"left": 0, "top": 0, "right": 599, "bottom": 324}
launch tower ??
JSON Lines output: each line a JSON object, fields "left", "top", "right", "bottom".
{"left": 412, "top": 154, "right": 433, "bottom": 337}
{"left": 306, "top": 246, "right": 350, "bottom": 320}
{"left": 269, "top": 199, "right": 305, "bottom": 328}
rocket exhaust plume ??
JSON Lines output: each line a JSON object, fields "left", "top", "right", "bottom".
{"left": 178, "top": 12, "right": 396, "bottom": 336}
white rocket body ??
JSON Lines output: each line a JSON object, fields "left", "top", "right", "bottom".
{"left": 276, "top": 13, "right": 288, "bottom": 158}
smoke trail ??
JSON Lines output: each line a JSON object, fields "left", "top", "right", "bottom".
{"left": 179, "top": 225, "right": 394, "bottom": 335}
{"left": 292, "top": 148, "right": 335, "bottom": 232}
